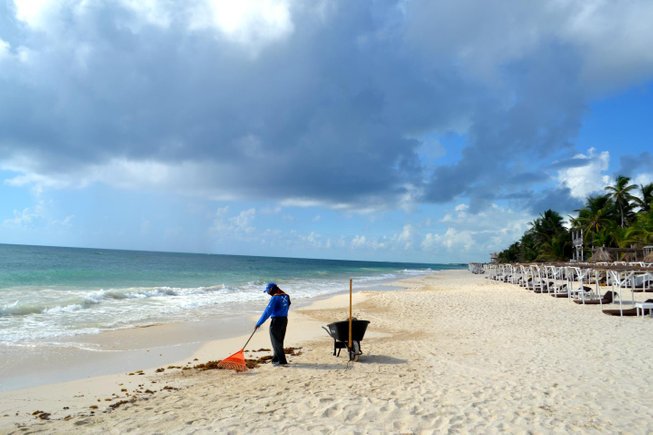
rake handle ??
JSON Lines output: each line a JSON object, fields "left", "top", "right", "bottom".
{"left": 242, "top": 328, "right": 257, "bottom": 350}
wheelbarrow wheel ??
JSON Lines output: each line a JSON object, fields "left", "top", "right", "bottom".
{"left": 348, "top": 341, "right": 361, "bottom": 362}
{"left": 349, "top": 349, "right": 358, "bottom": 362}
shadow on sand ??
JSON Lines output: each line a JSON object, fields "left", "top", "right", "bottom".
{"left": 283, "top": 354, "right": 406, "bottom": 369}
{"left": 280, "top": 362, "right": 349, "bottom": 370}
{"left": 359, "top": 354, "right": 407, "bottom": 365}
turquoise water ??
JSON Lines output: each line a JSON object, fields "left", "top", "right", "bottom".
{"left": 0, "top": 244, "right": 464, "bottom": 345}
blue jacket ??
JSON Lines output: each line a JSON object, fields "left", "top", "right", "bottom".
{"left": 256, "top": 294, "right": 291, "bottom": 328}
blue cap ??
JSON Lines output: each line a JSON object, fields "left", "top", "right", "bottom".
{"left": 264, "top": 282, "right": 277, "bottom": 294}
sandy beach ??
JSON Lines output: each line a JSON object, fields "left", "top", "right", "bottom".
{"left": 1, "top": 269, "right": 652, "bottom": 433}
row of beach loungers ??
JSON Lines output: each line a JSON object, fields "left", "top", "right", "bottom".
{"left": 473, "top": 263, "right": 653, "bottom": 317}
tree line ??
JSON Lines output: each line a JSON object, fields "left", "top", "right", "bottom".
{"left": 495, "top": 176, "right": 653, "bottom": 263}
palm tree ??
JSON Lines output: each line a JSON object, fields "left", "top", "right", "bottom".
{"left": 568, "top": 215, "right": 581, "bottom": 229}
{"left": 527, "top": 209, "right": 570, "bottom": 261}
{"left": 575, "top": 194, "right": 616, "bottom": 247}
{"left": 605, "top": 175, "right": 638, "bottom": 227}
{"left": 636, "top": 182, "right": 653, "bottom": 213}
{"left": 624, "top": 209, "right": 653, "bottom": 246}
{"left": 496, "top": 178, "right": 653, "bottom": 263}
{"left": 497, "top": 241, "right": 520, "bottom": 263}
{"left": 518, "top": 231, "right": 538, "bottom": 262}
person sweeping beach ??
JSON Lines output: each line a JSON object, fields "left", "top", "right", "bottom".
{"left": 255, "top": 282, "right": 291, "bottom": 366}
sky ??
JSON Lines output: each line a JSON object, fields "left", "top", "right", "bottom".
{"left": 1, "top": 0, "right": 652, "bottom": 264}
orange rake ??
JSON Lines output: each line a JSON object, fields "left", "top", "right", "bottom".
{"left": 217, "top": 329, "right": 257, "bottom": 372}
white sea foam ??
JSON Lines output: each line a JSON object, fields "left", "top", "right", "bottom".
{"left": 0, "top": 266, "right": 439, "bottom": 345}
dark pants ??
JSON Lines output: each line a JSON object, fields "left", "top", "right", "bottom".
{"left": 270, "top": 317, "right": 288, "bottom": 364}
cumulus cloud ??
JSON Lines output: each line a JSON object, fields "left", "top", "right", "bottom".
{"left": 211, "top": 206, "right": 256, "bottom": 236}
{"left": 422, "top": 228, "right": 475, "bottom": 252}
{"left": 0, "top": 39, "right": 10, "bottom": 59}
{"left": 189, "top": 0, "right": 294, "bottom": 52}
{"left": 3, "top": 202, "right": 45, "bottom": 226}
{"left": 299, "top": 231, "right": 332, "bottom": 249}
{"left": 560, "top": 0, "right": 653, "bottom": 92}
{"left": 632, "top": 173, "right": 653, "bottom": 188}
{"left": 1, "top": 196, "right": 74, "bottom": 231}
{"left": 422, "top": 202, "right": 533, "bottom": 257}
{"left": 12, "top": 0, "right": 59, "bottom": 29}
{"left": 350, "top": 234, "right": 387, "bottom": 250}
{"left": 1, "top": 0, "right": 653, "bottom": 214}
{"left": 557, "top": 148, "right": 610, "bottom": 199}
{"left": 351, "top": 235, "right": 367, "bottom": 249}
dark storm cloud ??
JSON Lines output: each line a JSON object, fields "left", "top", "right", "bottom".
{"left": 548, "top": 156, "right": 594, "bottom": 170}
{"left": 507, "top": 172, "right": 549, "bottom": 185}
{"left": 1, "top": 1, "right": 470, "bottom": 205}
{"left": 617, "top": 152, "right": 653, "bottom": 177}
{"left": 423, "top": 44, "right": 586, "bottom": 208}
{"left": 1, "top": 0, "right": 652, "bottom": 210}
{"left": 526, "top": 187, "right": 583, "bottom": 215}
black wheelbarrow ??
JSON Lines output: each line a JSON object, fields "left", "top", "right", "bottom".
{"left": 322, "top": 319, "right": 370, "bottom": 361}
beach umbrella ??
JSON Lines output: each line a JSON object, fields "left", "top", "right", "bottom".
{"left": 590, "top": 247, "right": 612, "bottom": 262}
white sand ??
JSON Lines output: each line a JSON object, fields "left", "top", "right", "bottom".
{"left": 1, "top": 270, "right": 652, "bottom": 433}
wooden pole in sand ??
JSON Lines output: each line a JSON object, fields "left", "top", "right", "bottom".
{"left": 348, "top": 278, "right": 353, "bottom": 349}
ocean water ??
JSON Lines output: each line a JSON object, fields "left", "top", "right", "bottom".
{"left": 0, "top": 244, "right": 464, "bottom": 348}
